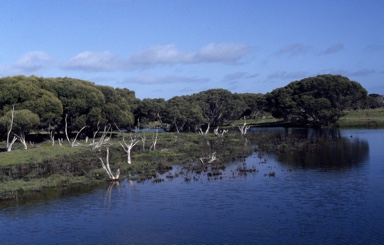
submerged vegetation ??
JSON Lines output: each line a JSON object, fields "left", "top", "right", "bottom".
{"left": 0, "top": 125, "right": 355, "bottom": 202}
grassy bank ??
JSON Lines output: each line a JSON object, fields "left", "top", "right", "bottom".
{"left": 337, "top": 108, "right": 384, "bottom": 128}
{"left": 0, "top": 132, "right": 257, "bottom": 201}
{"left": 232, "top": 109, "right": 384, "bottom": 128}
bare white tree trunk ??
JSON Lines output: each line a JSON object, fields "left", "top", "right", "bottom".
{"left": 17, "top": 133, "right": 28, "bottom": 150}
{"left": 6, "top": 105, "right": 17, "bottom": 152}
{"left": 64, "top": 114, "right": 86, "bottom": 147}
{"left": 149, "top": 129, "right": 158, "bottom": 151}
{"left": 99, "top": 148, "right": 120, "bottom": 180}
{"left": 120, "top": 134, "right": 139, "bottom": 164}
{"left": 198, "top": 123, "right": 210, "bottom": 136}
{"left": 238, "top": 118, "right": 251, "bottom": 135}
{"left": 6, "top": 136, "right": 17, "bottom": 152}
{"left": 48, "top": 130, "right": 55, "bottom": 146}
{"left": 199, "top": 152, "right": 217, "bottom": 164}
{"left": 174, "top": 120, "right": 186, "bottom": 134}
{"left": 214, "top": 126, "right": 228, "bottom": 137}
{"left": 92, "top": 124, "right": 112, "bottom": 149}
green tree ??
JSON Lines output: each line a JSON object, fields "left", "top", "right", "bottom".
{"left": 134, "top": 98, "right": 166, "bottom": 127}
{"left": 97, "top": 85, "right": 135, "bottom": 129}
{"left": 190, "top": 89, "right": 247, "bottom": 128}
{"left": 164, "top": 96, "right": 204, "bottom": 132}
{"left": 40, "top": 77, "right": 105, "bottom": 132}
{"left": 237, "top": 93, "right": 268, "bottom": 119}
{"left": 0, "top": 109, "right": 40, "bottom": 135}
{"left": 266, "top": 74, "right": 368, "bottom": 126}
{"left": 0, "top": 76, "right": 63, "bottom": 130}
{"left": 367, "top": 94, "right": 384, "bottom": 108}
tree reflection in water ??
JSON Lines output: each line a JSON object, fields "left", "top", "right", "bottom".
{"left": 277, "top": 128, "right": 369, "bottom": 170}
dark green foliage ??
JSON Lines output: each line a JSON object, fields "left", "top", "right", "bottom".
{"left": 265, "top": 74, "right": 368, "bottom": 126}
{"left": 0, "top": 75, "right": 137, "bottom": 137}
{"left": 0, "top": 75, "right": 63, "bottom": 129}
{"left": 189, "top": 89, "right": 247, "bottom": 127}
{"left": 367, "top": 94, "right": 384, "bottom": 109}
{"left": 163, "top": 95, "right": 204, "bottom": 132}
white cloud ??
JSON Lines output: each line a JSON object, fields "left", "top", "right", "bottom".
{"left": 61, "top": 43, "right": 251, "bottom": 72}
{"left": 129, "top": 44, "right": 193, "bottom": 66}
{"left": 128, "top": 43, "right": 251, "bottom": 67}
{"left": 64, "top": 51, "right": 118, "bottom": 71}
{"left": 13, "top": 51, "right": 53, "bottom": 72}
{"left": 194, "top": 43, "right": 251, "bottom": 63}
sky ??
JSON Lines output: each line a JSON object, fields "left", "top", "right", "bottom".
{"left": 1, "top": 0, "right": 384, "bottom": 99}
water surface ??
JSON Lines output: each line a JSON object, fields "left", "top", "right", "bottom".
{"left": 1, "top": 129, "right": 383, "bottom": 244}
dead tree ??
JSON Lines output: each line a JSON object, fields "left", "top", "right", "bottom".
{"left": 99, "top": 148, "right": 120, "bottom": 180}
{"left": 238, "top": 118, "right": 251, "bottom": 135}
{"left": 198, "top": 123, "right": 210, "bottom": 136}
{"left": 64, "top": 114, "right": 86, "bottom": 147}
{"left": 214, "top": 126, "right": 228, "bottom": 138}
{"left": 149, "top": 129, "right": 159, "bottom": 151}
{"left": 120, "top": 134, "right": 139, "bottom": 164}
{"left": 6, "top": 105, "right": 17, "bottom": 152}
{"left": 15, "top": 133, "right": 28, "bottom": 150}
{"left": 48, "top": 129, "right": 55, "bottom": 146}
{"left": 92, "top": 123, "right": 112, "bottom": 149}
{"left": 199, "top": 152, "right": 217, "bottom": 164}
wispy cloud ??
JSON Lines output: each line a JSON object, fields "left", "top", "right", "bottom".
{"left": 267, "top": 70, "right": 308, "bottom": 80}
{"left": 129, "top": 44, "right": 193, "bottom": 66}
{"left": 223, "top": 72, "right": 258, "bottom": 83}
{"left": 275, "top": 43, "right": 311, "bottom": 57}
{"left": 12, "top": 51, "right": 53, "bottom": 72}
{"left": 349, "top": 69, "right": 376, "bottom": 76}
{"left": 63, "top": 51, "right": 119, "bottom": 71}
{"left": 61, "top": 43, "right": 251, "bottom": 71}
{"left": 194, "top": 43, "right": 251, "bottom": 63}
{"left": 128, "top": 43, "right": 251, "bottom": 67}
{"left": 122, "top": 75, "right": 209, "bottom": 85}
{"left": 322, "top": 68, "right": 376, "bottom": 77}
{"left": 322, "top": 43, "right": 344, "bottom": 55}
{"left": 364, "top": 44, "right": 384, "bottom": 52}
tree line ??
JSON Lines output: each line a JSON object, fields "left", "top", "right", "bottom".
{"left": 0, "top": 74, "right": 381, "bottom": 141}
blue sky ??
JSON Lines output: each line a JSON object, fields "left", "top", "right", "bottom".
{"left": 1, "top": 0, "right": 383, "bottom": 99}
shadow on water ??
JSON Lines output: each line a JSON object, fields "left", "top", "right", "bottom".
{"left": 276, "top": 128, "right": 369, "bottom": 170}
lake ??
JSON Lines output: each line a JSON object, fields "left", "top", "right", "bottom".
{"left": 1, "top": 128, "right": 383, "bottom": 244}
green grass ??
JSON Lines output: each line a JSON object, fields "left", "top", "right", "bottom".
{"left": 0, "top": 143, "right": 85, "bottom": 166}
{"left": 337, "top": 108, "right": 384, "bottom": 128}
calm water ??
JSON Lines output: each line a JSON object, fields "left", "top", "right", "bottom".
{"left": 1, "top": 129, "right": 383, "bottom": 244}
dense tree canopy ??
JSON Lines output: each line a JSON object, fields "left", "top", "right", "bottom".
{"left": 0, "top": 76, "right": 63, "bottom": 129}
{"left": 265, "top": 74, "right": 368, "bottom": 126}
{"left": 163, "top": 96, "right": 204, "bottom": 132}
{"left": 189, "top": 89, "right": 247, "bottom": 127}
{"left": 0, "top": 75, "right": 137, "bottom": 136}
{"left": 367, "top": 94, "right": 384, "bottom": 109}
{"left": 0, "top": 74, "right": 377, "bottom": 140}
